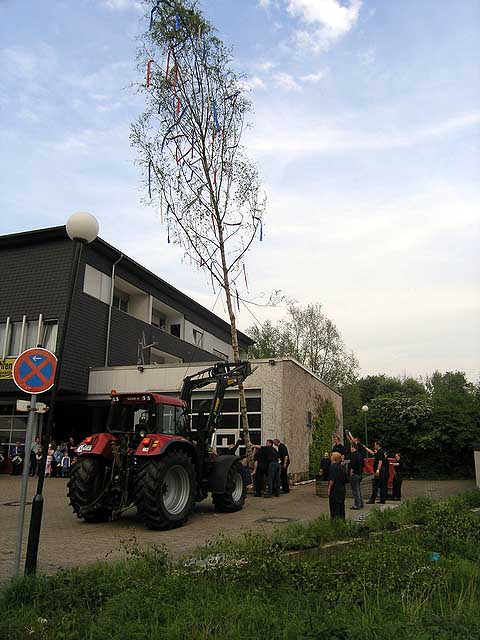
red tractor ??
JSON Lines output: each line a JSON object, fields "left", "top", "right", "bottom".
{"left": 67, "top": 361, "right": 252, "bottom": 529}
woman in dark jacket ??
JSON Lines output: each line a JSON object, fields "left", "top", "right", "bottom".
{"left": 392, "top": 453, "right": 403, "bottom": 501}
{"left": 320, "top": 452, "right": 331, "bottom": 481}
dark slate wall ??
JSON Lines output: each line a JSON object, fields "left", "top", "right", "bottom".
{"left": 0, "top": 237, "right": 73, "bottom": 396}
{"left": 0, "top": 238, "right": 219, "bottom": 398}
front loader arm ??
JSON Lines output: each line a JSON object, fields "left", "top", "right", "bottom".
{"left": 180, "top": 361, "right": 252, "bottom": 438}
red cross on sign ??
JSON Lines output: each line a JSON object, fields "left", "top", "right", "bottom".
{"left": 13, "top": 348, "right": 58, "bottom": 394}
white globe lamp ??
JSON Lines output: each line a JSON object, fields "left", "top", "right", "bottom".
{"left": 66, "top": 212, "right": 99, "bottom": 244}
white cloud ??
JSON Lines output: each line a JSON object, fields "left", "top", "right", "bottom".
{"left": 249, "top": 110, "right": 480, "bottom": 156}
{"left": 258, "top": 0, "right": 271, "bottom": 7}
{"left": 299, "top": 70, "right": 325, "bottom": 83}
{"left": 101, "top": 0, "right": 142, "bottom": 10}
{"left": 272, "top": 72, "right": 301, "bottom": 91}
{"left": 255, "top": 60, "right": 278, "bottom": 72}
{"left": 239, "top": 76, "right": 266, "bottom": 91}
{"left": 285, "top": 0, "right": 362, "bottom": 52}
{"left": 286, "top": 0, "right": 362, "bottom": 30}
{"left": 96, "top": 102, "right": 122, "bottom": 112}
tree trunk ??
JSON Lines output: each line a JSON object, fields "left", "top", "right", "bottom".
{"left": 216, "top": 221, "right": 253, "bottom": 468}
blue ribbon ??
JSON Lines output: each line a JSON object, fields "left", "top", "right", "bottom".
{"left": 211, "top": 98, "right": 221, "bottom": 132}
{"left": 148, "top": 160, "right": 153, "bottom": 199}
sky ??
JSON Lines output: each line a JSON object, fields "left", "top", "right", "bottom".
{"left": 1, "top": 0, "right": 479, "bottom": 382}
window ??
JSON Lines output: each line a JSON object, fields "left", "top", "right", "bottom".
{"left": 190, "top": 391, "right": 262, "bottom": 457}
{"left": 83, "top": 264, "right": 111, "bottom": 304}
{"left": 151, "top": 310, "right": 166, "bottom": 329}
{"left": 0, "top": 319, "right": 58, "bottom": 357}
{"left": 159, "top": 405, "right": 176, "bottom": 435}
{"left": 8, "top": 323, "right": 22, "bottom": 357}
{"left": 113, "top": 292, "right": 129, "bottom": 313}
{"left": 193, "top": 329, "right": 203, "bottom": 348}
{"left": 170, "top": 324, "right": 181, "bottom": 338}
{"left": 25, "top": 321, "right": 39, "bottom": 349}
{"left": 0, "top": 323, "right": 7, "bottom": 356}
{"left": 42, "top": 321, "right": 58, "bottom": 353}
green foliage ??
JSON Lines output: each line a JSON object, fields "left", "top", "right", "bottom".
{"left": 341, "top": 371, "right": 480, "bottom": 477}
{"left": 2, "top": 492, "right": 480, "bottom": 639}
{"left": 309, "top": 398, "right": 337, "bottom": 476}
{"left": 247, "top": 303, "right": 359, "bottom": 387}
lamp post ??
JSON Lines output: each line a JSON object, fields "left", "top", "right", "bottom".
{"left": 25, "top": 212, "right": 98, "bottom": 575}
{"left": 361, "top": 405, "right": 369, "bottom": 449}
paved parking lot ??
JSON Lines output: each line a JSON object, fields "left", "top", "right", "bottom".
{"left": 0, "top": 475, "right": 476, "bottom": 581}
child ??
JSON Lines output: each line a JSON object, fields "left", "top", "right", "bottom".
{"left": 61, "top": 452, "right": 71, "bottom": 477}
{"left": 45, "top": 447, "right": 54, "bottom": 477}
{"left": 35, "top": 447, "right": 43, "bottom": 476}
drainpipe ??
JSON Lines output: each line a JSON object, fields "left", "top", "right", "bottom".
{"left": 104, "top": 253, "right": 124, "bottom": 367}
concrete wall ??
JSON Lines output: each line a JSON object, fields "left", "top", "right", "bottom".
{"left": 281, "top": 360, "right": 343, "bottom": 479}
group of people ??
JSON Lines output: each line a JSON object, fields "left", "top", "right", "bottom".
{"left": 252, "top": 438, "right": 290, "bottom": 497}
{"left": 320, "top": 434, "right": 404, "bottom": 519}
{"left": 2, "top": 436, "right": 77, "bottom": 477}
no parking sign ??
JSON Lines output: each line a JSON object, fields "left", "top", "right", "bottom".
{"left": 12, "top": 348, "right": 58, "bottom": 394}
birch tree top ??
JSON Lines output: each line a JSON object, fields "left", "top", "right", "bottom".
{"left": 131, "top": 0, "right": 266, "bottom": 300}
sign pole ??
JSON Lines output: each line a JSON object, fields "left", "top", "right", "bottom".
{"left": 13, "top": 394, "right": 38, "bottom": 578}
{"left": 12, "top": 345, "right": 59, "bottom": 576}
{"left": 25, "top": 240, "right": 83, "bottom": 575}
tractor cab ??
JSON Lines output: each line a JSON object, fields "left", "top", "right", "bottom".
{"left": 107, "top": 393, "right": 190, "bottom": 442}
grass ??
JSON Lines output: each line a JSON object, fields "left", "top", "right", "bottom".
{"left": 1, "top": 489, "right": 480, "bottom": 639}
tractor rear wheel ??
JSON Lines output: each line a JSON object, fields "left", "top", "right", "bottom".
{"left": 133, "top": 450, "right": 196, "bottom": 530}
{"left": 67, "top": 456, "right": 112, "bottom": 522}
{"left": 212, "top": 460, "right": 246, "bottom": 512}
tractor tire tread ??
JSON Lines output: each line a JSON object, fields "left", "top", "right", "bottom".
{"left": 67, "top": 456, "right": 112, "bottom": 522}
{"left": 212, "top": 460, "right": 246, "bottom": 513}
{"left": 133, "top": 449, "right": 195, "bottom": 530}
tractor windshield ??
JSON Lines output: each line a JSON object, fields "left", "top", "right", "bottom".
{"left": 107, "top": 399, "right": 186, "bottom": 436}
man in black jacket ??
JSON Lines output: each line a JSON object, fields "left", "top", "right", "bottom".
{"left": 349, "top": 443, "right": 364, "bottom": 509}
{"left": 274, "top": 438, "right": 290, "bottom": 493}
{"left": 366, "top": 441, "right": 388, "bottom": 504}
{"left": 328, "top": 452, "right": 348, "bottom": 519}
{"left": 264, "top": 440, "right": 281, "bottom": 497}
{"left": 332, "top": 435, "right": 346, "bottom": 460}
{"left": 253, "top": 446, "right": 268, "bottom": 497}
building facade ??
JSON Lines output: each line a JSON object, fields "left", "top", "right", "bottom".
{"left": 0, "top": 226, "right": 252, "bottom": 461}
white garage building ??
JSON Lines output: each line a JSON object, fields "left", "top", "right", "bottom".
{"left": 88, "top": 357, "right": 343, "bottom": 481}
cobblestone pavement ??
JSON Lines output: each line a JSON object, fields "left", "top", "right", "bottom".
{"left": 0, "top": 476, "right": 476, "bottom": 581}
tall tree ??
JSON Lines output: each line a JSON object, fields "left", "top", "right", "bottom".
{"left": 131, "top": 0, "right": 266, "bottom": 464}
{"left": 247, "top": 303, "right": 359, "bottom": 387}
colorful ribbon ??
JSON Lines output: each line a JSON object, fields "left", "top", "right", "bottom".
{"left": 148, "top": 160, "right": 153, "bottom": 199}
{"left": 146, "top": 59, "right": 154, "bottom": 88}
{"left": 210, "top": 98, "right": 221, "bottom": 132}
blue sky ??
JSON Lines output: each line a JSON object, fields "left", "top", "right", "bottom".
{"left": 1, "top": 0, "right": 479, "bottom": 381}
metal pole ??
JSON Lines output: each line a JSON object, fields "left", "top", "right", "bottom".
{"left": 364, "top": 412, "right": 368, "bottom": 449}
{"left": 13, "top": 395, "right": 37, "bottom": 578}
{"left": 25, "top": 241, "right": 83, "bottom": 575}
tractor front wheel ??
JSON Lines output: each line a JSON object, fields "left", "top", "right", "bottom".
{"left": 212, "top": 460, "right": 246, "bottom": 512}
{"left": 134, "top": 450, "right": 196, "bottom": 530}
{"left": 67, "top": 456, "right": 112, "bottom": 522}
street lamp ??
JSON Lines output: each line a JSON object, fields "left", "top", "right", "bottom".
{"left": 25, "top": 212, "right": 99, "bottom": 575}
{"left": 361, "top": 405, "right": 369, "bottom": 449}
